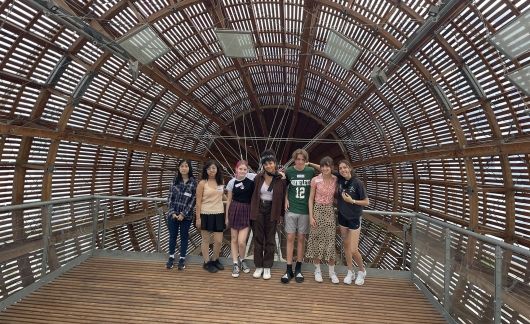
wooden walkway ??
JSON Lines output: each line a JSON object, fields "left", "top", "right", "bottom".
{"left": 0, "top": 256, "right": 445, "bottom": 323}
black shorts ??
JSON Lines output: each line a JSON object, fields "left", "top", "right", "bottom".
{"left": 338, "top": 212, "right": 362, "bottom": 230}
{"left": 200, "top": 213, "right": 225, "bottom": 232}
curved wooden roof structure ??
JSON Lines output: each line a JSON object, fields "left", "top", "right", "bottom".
{"left": 0, "top": 0, "right": 529, "bottom": 322}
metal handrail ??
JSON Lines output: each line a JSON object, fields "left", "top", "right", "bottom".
{"left": 364, "top": 210, "right": 530, "bottom": 257}
{"left": 364, "top": 209, "right": 529, "bottom": 324}
{"left": 0, "top": 195, "right": 168, "bottom": 277}
{"left": 2, "top": 196, "right": 527, "bottom": 258}
{"left": 0, "top": 195, "right": 166, "bottom": 212}
{"left": 0, "top": 195, "right": 94, "bottom": 212}
{"left": 1, "top": 196, "right": 528, "bottom": 324}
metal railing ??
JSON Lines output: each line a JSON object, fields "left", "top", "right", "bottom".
{"left": 1, "top": 197, "right": 528, "bottom": 323}
{"left": 0, "top": 195, "right": 166, "bottom": 289}
{"left": 363, "top": 210, "right": 530, "bottom": 324}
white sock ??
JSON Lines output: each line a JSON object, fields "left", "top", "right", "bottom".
{"left": 329, "top": 265, "right": 335, "bottom": 274}
{"left": 179, "top": 257, "right": 185, "bottom": 260}
{"left": 348, "top": 269, "right": 354, "bottom": 275}
{"left": 169, "top": 254, "right": 175, "bottom": 258}
{"left": 315, "top": 264, "right": 321, "bottom": 271}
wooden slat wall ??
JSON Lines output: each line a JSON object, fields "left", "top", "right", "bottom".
{"left": 0, "top": 0, "right": 529, "bottom": 323}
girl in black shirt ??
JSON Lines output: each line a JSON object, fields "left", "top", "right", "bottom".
{"left": 226, "top": 160, "right": 255, "bottom": 277}
{"left": 336, "top": 160, "right": 369, "bottom": 285}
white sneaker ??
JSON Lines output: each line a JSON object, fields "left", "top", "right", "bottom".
{"left": 263, "top": 268, "right": 271, "bottom": 280}
{"left": 253, "top": 267, "right": 263, "bottom": 278}
{"left": 355, "top": 270, "right": 366, "bottom": 286}
{"left": 344, "top": 270, "right": 355, "bottom": 285}
{"left": 314, "top": 269, "right": 323, "bottom": 283}
{"left": 330, "top": 272, "right": 339, "bottom": 284}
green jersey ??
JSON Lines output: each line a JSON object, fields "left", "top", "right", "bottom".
{"left": 286, "top": 166, "right": 316, "bottom": 214}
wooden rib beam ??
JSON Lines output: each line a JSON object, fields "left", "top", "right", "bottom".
{"left": 303, "top": 0, "right": 471, "bottom": 151}
{"left": 282, "top": 0, "right": 320, "bottom": 162}
{"left": 32, "top": 0, "right": 259, "bottom": 163}
{"left": 436, "top": 17, "right": 516, "bottom": 313}
{"left": 146, "top": 1, "right": 402, "bottom": 49}
{"left": 411, "top": 56, "right": 480, "bottom": 236}
{"left": 350, "top": 136, "right": 530, "bottom": 167}
{"left": 203, "top": 0, "right": 268, "bottom": 138}
{"left": 6, "top": 16, "right": 78, "bottom": 280}
{"left": 0, "top": 122, "right": 206, "bottom": 161}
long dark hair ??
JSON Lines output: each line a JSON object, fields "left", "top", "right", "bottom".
{"left": 174, "top": 160, "right": 194, "bottom": 184}
{"left": 202, "top": 160, "right": 223, "bottom": 185}
{"left": 338, "top": 159, "right": 356, "bottom": 177}
{"left": 320, "top": 156, "right": 333, "bottom": 168}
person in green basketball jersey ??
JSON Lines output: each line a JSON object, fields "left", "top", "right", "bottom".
{"left": 281, "top": 149, "right": 316, "bottom": 283}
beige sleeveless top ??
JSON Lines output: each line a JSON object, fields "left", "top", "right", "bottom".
{"left": 200, "top": 182, "right": 224, "bottom": 214}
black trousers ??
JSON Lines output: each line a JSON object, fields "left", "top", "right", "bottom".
{"left": 252, "top": 201, "right": 277, "bottom": 268}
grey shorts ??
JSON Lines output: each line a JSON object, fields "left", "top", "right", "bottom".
{"left": 284, "top": 211, "right": 309, "bottom": 234}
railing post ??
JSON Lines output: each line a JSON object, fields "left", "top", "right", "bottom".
{"left": 91, "top": 199, "right": 100, "bottom": 250}
{"left": 155, "top": 202, "right": 163, "bottom": 253}
{"left": 494, "top": 245, "right": 503, "bottom": 324}
{"left": 444, "top": 228, "right": 452, "bottom": 309}
{"left": 275, "top": 230, "right": 283, "bottom": 261}
{"left": 411, "top": 214, "right": 418, "bottom": 280}
{"left": 41, "top": 204, "right": 53, "bottom": 277}
{"left": 402, "top": 223, "right": 410, "bottom": 270}
{"left": 102, "top": 205, "right": 108, "bottom": 249}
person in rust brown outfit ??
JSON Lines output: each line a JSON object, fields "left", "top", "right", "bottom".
{"left": 250, "top": 150, "right": 286, "bottom": 280}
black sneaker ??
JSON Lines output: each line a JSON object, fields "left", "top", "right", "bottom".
{"left": 203, "top": 261, "right": 218, "bottom": 273}
{"left": 213, "top": 259, "right": 225, "bottom": 270}
{"left": 281, "top": 270, "right": 294, "bottom": 284}
{"left": 177, "top": 258, "right": 185, "bottom": 270}
{"left": 166, "top": 257, "right": 174, "bottom": 269}
{"left": 295, "top": 262, "right": 304, "bottom": 283}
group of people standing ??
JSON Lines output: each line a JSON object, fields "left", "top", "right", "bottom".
{"left": 166, "top": 148, "right": 369, "bottom": 285}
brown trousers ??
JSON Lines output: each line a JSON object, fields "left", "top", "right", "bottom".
{"left": 252, "top": 201, "right": 277, "bottom": 268}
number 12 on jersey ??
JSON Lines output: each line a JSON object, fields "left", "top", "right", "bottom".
{"left": 295, "top": 187, "right": 305, "bottom": 199}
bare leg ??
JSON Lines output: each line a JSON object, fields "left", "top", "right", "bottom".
{"left": 213, "top": 232, "right": 223, "bottom": 260}
{"left": 230, "top": 228, "right": 239, "bottom": 263}
{"left": 350, "top": 227, "right": 365, "bottom": 271}
{"left": 340, "top": 226, "right": 353, "bottom": 270}
{"left": 238, "top": 227, "right": 250, "bottom": 260}
{"left": 296, "top": 233, "right": 306, "bottom": 262}
{"left": 201, "top": 230, "right": 210, "bottom": 263}
{"left": 286, "top": 232, "right": 295, "bottom": 264}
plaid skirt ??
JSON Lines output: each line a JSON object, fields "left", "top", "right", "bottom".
{"left": 227, "top": 200, "right": 251, "bottom": 230}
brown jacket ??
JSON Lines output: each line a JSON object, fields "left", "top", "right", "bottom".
{"left": 250, "top": 173, "right": 286, "bottom": 222}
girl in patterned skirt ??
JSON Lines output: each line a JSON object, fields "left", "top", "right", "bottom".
{"left": 305, "top": 156, "right": 339, "bottom": 284}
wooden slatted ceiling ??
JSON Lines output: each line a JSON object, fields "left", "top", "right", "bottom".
{"left": 0, "top": 256, "right": 445, "bottom": 324}
{"left": 0, "top": 0, "right": 529, "bottom": 319}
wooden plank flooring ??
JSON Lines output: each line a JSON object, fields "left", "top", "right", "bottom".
{"left": 1, "top": 256, "right": 445, "bottom": 323}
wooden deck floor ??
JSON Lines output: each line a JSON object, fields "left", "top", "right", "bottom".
{"left": 1, "top": 256, "right": 445, "bottom": 323}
